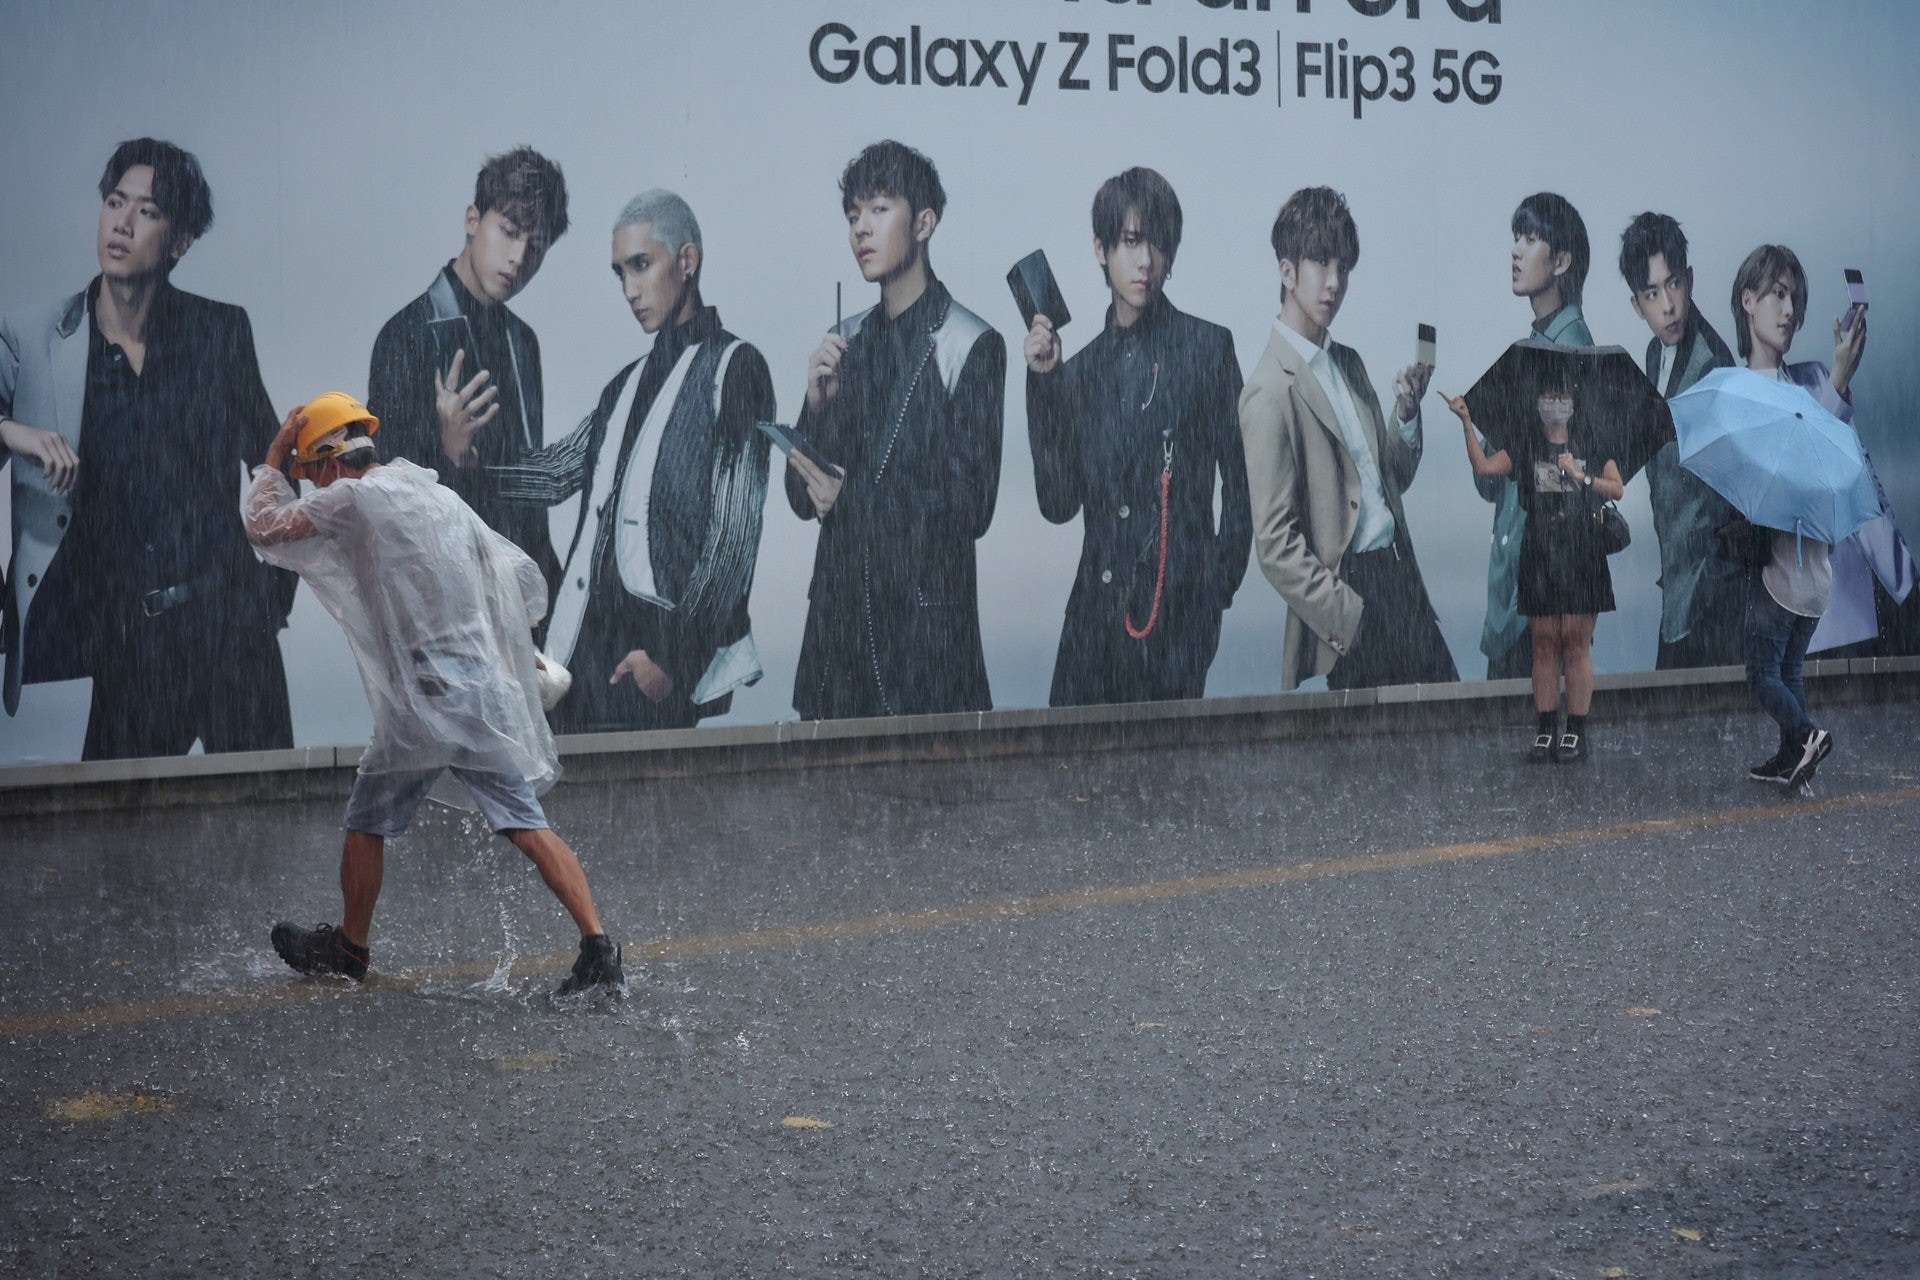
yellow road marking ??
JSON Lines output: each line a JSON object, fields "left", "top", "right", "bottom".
{"left": 44, "top": 1090, "right": 175, "bottom": 1121}
{"left": 489, "top": 1051, "right": 564, "bottom": 1073}
{"left": 4, "top": 785, "right": 1913, "bottom": 1041}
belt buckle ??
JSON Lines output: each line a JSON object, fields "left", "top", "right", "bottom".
{"left": 140, "top": 588, "right": 171, "bottom": 618}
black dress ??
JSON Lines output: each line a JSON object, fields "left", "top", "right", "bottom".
{"left": 1515, "top": 431, "right": 1615, "bottom": 617}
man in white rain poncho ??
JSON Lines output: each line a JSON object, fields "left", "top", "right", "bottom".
{"left": 242, "top": 391, "right": 624, "bottom": 996}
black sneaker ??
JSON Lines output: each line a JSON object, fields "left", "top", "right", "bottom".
{"left": 1751, "top": 744, "right": 1789, "bottom": 786}
{"left": 555, "top": 934, "right": 626, "bottom": 998}
{"left": 270, "top": 922, "right": 369, "bottom": 981}
{"left": 1786, "top": 728, "right": 1833, "bottom": 788}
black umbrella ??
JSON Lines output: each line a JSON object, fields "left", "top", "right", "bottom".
{"left": 1462, "top": 339, "right": 1673, "bottom": 484}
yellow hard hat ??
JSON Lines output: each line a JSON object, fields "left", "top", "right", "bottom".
{"left": 291, "top": 391, "right": 380, "bottom": 479}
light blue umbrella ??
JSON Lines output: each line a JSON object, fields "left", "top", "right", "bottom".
{"left": 1670, "top": 366, "right": 1881, "bottom": 544}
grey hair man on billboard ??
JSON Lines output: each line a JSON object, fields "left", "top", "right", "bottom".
{"left": 484, "top": 188, "right": 776, "bottom": 733}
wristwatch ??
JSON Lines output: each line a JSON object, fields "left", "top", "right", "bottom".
{"left": 1581, "top": 473, "right": 1593, "bottom": 490}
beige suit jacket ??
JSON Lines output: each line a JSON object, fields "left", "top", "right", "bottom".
{"left": 1239, "top": 324, "right": 1422, "bottom": 689}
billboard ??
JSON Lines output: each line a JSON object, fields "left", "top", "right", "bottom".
{"left": 3, "top": 0, "right": 1917, "bottom": 765}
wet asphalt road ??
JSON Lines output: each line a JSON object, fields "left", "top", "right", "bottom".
{"left": 2, "top": 702, "right": 1916, "bottom": 1279}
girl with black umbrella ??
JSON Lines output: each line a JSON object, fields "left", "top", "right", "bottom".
{"left": 1446, "top": 372, "right": 1623, "bottom": 761}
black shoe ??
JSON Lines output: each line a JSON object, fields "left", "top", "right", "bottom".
{"left": 1786, "top": 728, "right": 1833, "bottom": 788}
{"left": 1557, "top": 729, "right": 1588, "bottom": 762}
{"left": 1748, "top": 751, "right": 1793, "bottom": 785}
{"left": 270, "top": 922, "right": 369, "bottom": 981}
{"left": 555, "top": 934, "right": 626, "bottom": 998}
{"left": 1528, "top": 729, "right": 1556, "bottom": 763}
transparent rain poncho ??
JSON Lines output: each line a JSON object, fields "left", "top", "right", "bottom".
{"left": 243, "top": 458, "right": 558, "bottom": 793}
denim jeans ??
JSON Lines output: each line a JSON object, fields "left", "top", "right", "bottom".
{"left": 1745, "top": 582, "right": 1819, "bottom": 749}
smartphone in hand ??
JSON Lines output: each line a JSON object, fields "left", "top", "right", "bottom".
{"left": 1838, "top": 268, "right": 1867, "bottom": 334}
{"left": 1416, "top": 323, "right": 1437, "bottom": 369}
{"left": 428, "top": 315, "right": 478, "bottom": 384}
{"left": 756, "top": 420, "right": 844, "bottom": 478}
{"left": 1008, "top": 250, "right": 1072, "bottom": 330}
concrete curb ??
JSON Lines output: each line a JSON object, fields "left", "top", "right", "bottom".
{"left": 4, "top": 657, "right": 1918, "bottom": 817}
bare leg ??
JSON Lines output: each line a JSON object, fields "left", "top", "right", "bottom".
{"left": 1562, "top": 614, "right": 1598, "bottom": 715}
{"left": 340, "top": 830, "right": 384, "bottom": 950}
{"left": 504, "top": 827, "right": 605, "bottom": 938}
{"left": 1529, "top": 616, "right": 1564, "bottom": 714}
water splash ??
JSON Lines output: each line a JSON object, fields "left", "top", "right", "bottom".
{"left": 456, "top": 808, "right": 519, "bottom": 995}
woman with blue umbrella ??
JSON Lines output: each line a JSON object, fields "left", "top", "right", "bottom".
{"left": 1674, "top": 244, "right": 1869, "bottom": 787}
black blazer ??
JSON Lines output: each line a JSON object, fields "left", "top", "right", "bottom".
{"left": 786, "top": 280, "right": 1006, "bottom": 719}
{"left": 367, "top": 270, "right": 560, "bottom": 594}
{"left": 2, "top": 282, "right": 293, "bottom": 711}
{"left": 1027, "top": 295, "right": 1250, "bottom": 704}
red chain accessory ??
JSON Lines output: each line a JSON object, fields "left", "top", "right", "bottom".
{"left": 1125, "top": 437, "right": 1174, "bottom": 640}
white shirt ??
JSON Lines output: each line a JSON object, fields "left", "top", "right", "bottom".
{"left": 1276, "top": 319, "right": 1417, "bottom": 554}
{"left": 1759, "top": 366, "right": 1833, "bottom": 617}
